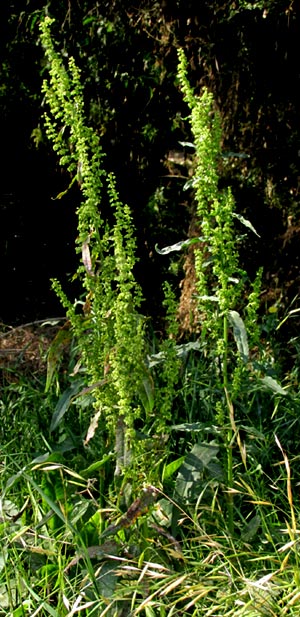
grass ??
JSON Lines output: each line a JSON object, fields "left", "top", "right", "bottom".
{"left": 1, "top": 327, "right": 300, "bottom": 616}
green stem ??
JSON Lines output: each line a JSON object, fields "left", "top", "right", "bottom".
{"left": 223, "top": 312, "right": 234, "bottom": 535}
{"left": 223, "top": 312, "right": 229, "bottom": 392}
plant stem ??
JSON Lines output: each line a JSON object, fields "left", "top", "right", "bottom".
{"left": 223, "top": 312, "right": 234, "bottom": 534}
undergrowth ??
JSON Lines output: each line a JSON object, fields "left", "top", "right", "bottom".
{"left": 1, "top": 15, "right": 300, "bottom": 617}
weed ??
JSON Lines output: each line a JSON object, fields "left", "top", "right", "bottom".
{"left": 1, "top": 25, "right": 300, "bottom": 617}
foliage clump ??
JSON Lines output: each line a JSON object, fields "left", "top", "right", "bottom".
{"left": 39, "top": 17, "right": 181, "bottom": 479}
{"left": 40, "top": 16, "right": 150, "bottom": 475}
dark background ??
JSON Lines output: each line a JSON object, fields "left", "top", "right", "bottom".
{"left": 1, "top": 1, "right": 300, "bottom": 327}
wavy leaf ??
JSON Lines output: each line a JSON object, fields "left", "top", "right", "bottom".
{"left": 233, "top": 212, "right": 260, "bottom": 237}
{"left": 228, "top": 310, "right": 249, "bottom": 361}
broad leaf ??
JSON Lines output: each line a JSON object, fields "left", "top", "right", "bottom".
{"left": 261, "top": 375, "right": 287, "bottom": 396}
{"left": 228, "top": 310, "right": 249, "bottom": 361}
{"left": 241, "top": 514, "right": 261, "bottom": 542}
{"left": 163, "top": 456, "right": 185, "bottom": 481}
{"left": 175, "top": 443, "right": 224, "bottom": 502}
{"left": 175, "top": 341, "right": 202, "bottom": 357}
{"left": 138, "top": 374, "right": 155, "bottom": 414}
{"left": 50, "top": 380, "right": 84, "bottom": 432}
{"left": 148, "top": 341, "right": 201, "bottom": 368}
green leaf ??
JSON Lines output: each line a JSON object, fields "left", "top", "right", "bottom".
{"left": 261, "top": 375, "right": 287, "bottom": 396}
{"left": 138, "top": 374, "right": 155, "bottom": 414}
{"left": 24, "top": 473, "right": 76, "bottom": 534}
{"left": 228, "top": 310, "right": 249, "bottom": 361}
{"left": 45, "top": 326, "right": 73, "bottom": 393}
{"left": 198, "top": 295, "right": 219, "bottom": 302}
{"left": 222, "top": 151, "right": 250, "bottom": 159}
{"left": 233, "top": 212, "right": 260, "bottom": 237}
{"left": 0, "top": 549, "right": 7, "bottom": 574}
{"left": 155, "top": 237, "right": 201, "bottom": 255}
{"left": 17, "top": 575, "right": 60, "bottom": 616}
{"left": 241, "top": 514, "right": 261, "bottom": 542}
{"left": 162, "top": 456, "right": 185, "bottom": 481}
{"left": 82, "top": 16, "right": 95, "bottom": 26}
{"left": 175, "top": 341, "right": 202, "bottom": 357}
{"left": 145, "top": 607, "right": 157, "bottom": 617}
{"left": 5, "top": 468, "right": 25, "bottom": 490}
{"left": 80, "top": 454, "right": 114, "bottom": 478}
{"left": 152, "top": 498, "right": 173, "bottom": 527}
{"left": 178, "top": 141, "right": 195, "bottom": 149}
{"left": 183, "top": 176, "right": 199, "bottom": 191}
{"left": 148, "top": 341, "right": 201, "bottom": 368}
{"left": 175, "top": 443, "right": 224, "bottom": 501}
{"left": 171, "top": 422, "right": 206, "bottom": 432}
{"left": 50, "top": 380, "right": 84, "bottom": 432}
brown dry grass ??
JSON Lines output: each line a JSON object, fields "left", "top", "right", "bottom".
{"left": 0, "top": 319, "right": 66, "bottom": 381}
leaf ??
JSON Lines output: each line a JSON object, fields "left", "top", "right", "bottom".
{"left": 233, "top": 212, "right": 260, "bottom": 237}
{"left": 82, "top": 16, "right": 95, "bottom": 26}
{"left": 228, "top": 310, "right": 249, "bottom": 361}
{"left": 183, "top": 176, "right": 199, "bottom": 191}
{"left": 31, "top": 452, "right": 51, "bottom": 465}
{"left": 276, "top": 307, "right": 300, "bottom": 330}
{"left": 84, "top": 409, "right": 101, "bottom": 445}
{"left": 261, "top": 376, "right": 287, "bottom": 396}
{"left": 162, "top": 456, "right": 185, "bottom": 481}
{"left": 51, "top": 175, "right": 76, "bottom": 200}
{"left": 138, "top": 374, "right": 155, "bottom": 414}
{"left": 147, "top": 341, "right": 201, "bottom": 368}
{"left": 198, "top": 295, "right": 219, "bottom": 302}
{"left": 171, "top": 422, "right": 206, "bottom": 432}
{"left": 0, "top": 499, "right": 19, "bottom": 521}
{"left": 70, "top": 503, "right": 101, "bottom": 537}
{"left": 45, "top": 326, "right": 72, "bottom": 393}
{"left": 96, "top": 561, "right": 119, "bottom": 599}
{"left": 82, "top": 239, "right": 94, "bottom": 276}
{"left": 16, "top": 574, "right": 60, "bottom": 616}
{"left": 147, "top": 350, "right": 166, "bottom": 367}
{"left": 79, "top": 454, "right": 114, "bottom": 478}
{"left": 178, "top": 141, "right": 195, "bottom": 149}
{"left": 175, "top": 443, "right": 224, "bottom": 501}
{"left": 175, "top": 341, "right": 201, "bottom": 357}
{"left": 155, "top": 237, "right": 201, "bottom": 255}
{"left": 151, "top": 498, "right": 174, "bottom": 527}
{"left": 222, "top": 151, "right": 250, "bottom": 159}
{"left": 66, "top": 540, "right": 119, "bottom": 570}
{"left": 145, "top": 606, "right": 157, "bottom": 617}
{"left": 0, "top": 549, "right": 8, "bottom": 574}
{"left": 50, "top": 380, "right": 84, "bottom": 432}
{"left": 241, "top": 515, "right": 261, "bottom": 542}
{"left": 5, "top": 468, "right": 25, "bottom": 490}
{"left": 24, "top": 473, "right": 76, "bottom": 534}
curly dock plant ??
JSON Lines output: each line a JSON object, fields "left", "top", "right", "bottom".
{"left": 177, "top": 49, "right": 263, "bottom": 532}
{"left": 39, "top": 17, "right": 148, "bottom": 478}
